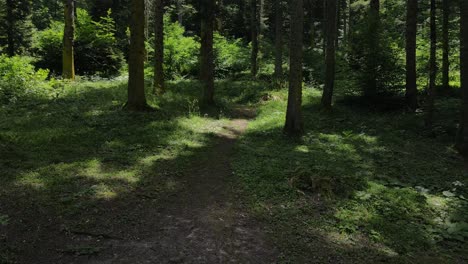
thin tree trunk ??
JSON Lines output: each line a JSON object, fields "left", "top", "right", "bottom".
{"left": 5, "top": 0, "right": 14, "bottom": 56}
{"left": 406, "top": 0, "right": 418, "bottom": 110}
{"left": 442, "top": 0, "right": 450, "bottom": 90}
{"left": 63, "top": 0, "right": 75, "bottom": 80}
{"left": 284, "top": 0, "right": 304, "bottom": 136}
{"left": 153, "top": 0, "right": 164, "bottom": 94}
{"left": 425, "top": 0, "right": 437, "bottom": 127}
{"left": 322, "top": 0, "right": 337, "bottom": 110}
{"left": 274, "top": 0, "right": 283, "bottom": 81}
{"left": 250, "top": 0, "right": 259, "bottom": 77}
{"left": 335, "top": 0, "right": 340, "bottom": 49}
{"left": 364, "top": 0, "right": 380, "bottom": 98}
{"left": 200, "top": 0, "right": 215, "bottom": 105}
{"left": 126, "top": 0, "right": 149, "bottom": 111}
{"left": 456, "top": 0, "right": 468, "bottom": 155}
{"left": 177, "top": 0, "right": 183, "bottom": 25}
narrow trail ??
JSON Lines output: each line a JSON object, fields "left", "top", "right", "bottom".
{"left": 64, "top": 117, "right": 277, "bottom": 263}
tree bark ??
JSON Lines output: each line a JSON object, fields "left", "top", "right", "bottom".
{"left": 321, "top": 0, "right": 337, "bottom": 110}
{"left": 456, "top": 0, "right": 468, "bottom": 155}
{"left": 274, "top": 0, "right": 283, "bottom": 81}
{"left": 442, "top": 0, "right": 450, "bottom": 90}
{"left": 284, "top": 0, "right": 304, "bottom": 136}
{"left": 200, "top": 0, "right": 215, "bottom": 105}
{"left": 63, "top": 0, "right": 75, "bottom": 80}
{"left": 250, "top": 0, "right": 259, "bottom": 77}
{"left": 153, "top": 0, "right": 164, "bottom": 94}
{"left": 425, "top": 0, "right": 437, "bottom": 127}
{"left": 5, "top": 0, "right": 14, "bottom": 56}
{"left": 126, "top": 0, "right": 149, "bottom": 111}
{"left": 364, "top": 0, "right": 380, "bottom": 98}
{"left": 405, "top": 0, "right": 418, "bottom": 110}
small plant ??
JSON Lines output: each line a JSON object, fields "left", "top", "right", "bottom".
{"left": 0, "top": 214, "right": 9, "bottom": 226}
{"left": 187, "top": 98, "right": 200, "bottom": 117}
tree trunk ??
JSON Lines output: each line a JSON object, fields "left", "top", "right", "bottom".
{"left": 284, "top": 0, "right": 304, "bottom": 136}
{"left": 442, "top": 0, "right": 450, "bottom": 90}
{"left": 364, "top": 0, "right": 380, "bottom": 98}
{"left": 250, "top": 0, "right": 259, "bottom": 77}
{"left": 177, "top": 0, "right": 183, "bottom": 25}
{"left": 126, "top": 0, "right": 149, "bottom": 111}
{"left": 405, "top": 0, "right": 418, "bottom": 110}
{"left": 5, "top": 0, "right": 14, "bottom": 56}
{"left": 200, "top": 0, "right": 215, "bottom": 105}
{"left": 456, "top": 0, "right": 468, "bottom": 155}
{"left": 321, "top": 0, "right": 337, "bottom": 110}
{"left": 425, "top": 0, "right": 437, "bottom": 128}
{"left": 274, "top": 0, "right": 283, "bottom": 81}
{"left": 335, "top": 0, "right": 340, "bottom": 49}
{"left": 63, "top": 0, "right": 75, "bottom": 80}
{"left": 153, "top": 0, "right": 164, "bottom": 94}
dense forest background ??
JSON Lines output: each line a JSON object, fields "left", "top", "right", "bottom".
{"left": 0, "top": 0, "right": 467, "bottom": 263}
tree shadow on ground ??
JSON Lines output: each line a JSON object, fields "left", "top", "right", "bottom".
{"left": 233, "top": 97, "right": 467, "bottom": 262}
{"left": 0, "top": 79, "right": 273, "bottom": 263}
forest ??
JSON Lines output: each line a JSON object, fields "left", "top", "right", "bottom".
{"left": 0, "top": 0, "right": 467, "bottom": 263}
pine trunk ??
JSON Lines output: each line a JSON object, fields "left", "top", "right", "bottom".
{"left": 364, "top": 0, "right": 380, "bottom": 98}
{"left": 405, "top": 0, "right": 418, "bottom": 110}
{"left": 322, "top": 0, "right": 337, "bottom": 110}
{"left": 284, "top": 0, "right": 304, "bottom": 136}
{"left": 153, "top": 0, "right": 164, "bottom": 94}
{"left": 442, "top": 0, "right": 450, "bottom": 90}
{"left": 200, "top": 0, "right": 215, "bottom": 105}
{"left": 274, "top": 0, "right": 283, "bottom": 81}
{"left": 456, "top": 0, "right": 468, "bottom": 155}
{"left": 126, "top": 0, "right": 148, "bottom": 111}
{"left": 250, "top": 0, "right": 259, "bottom": 77}
{"left": 6, "top": 0, "right": 14, "bottom": 56}
{"left": 63, "top": 0, "right": 75, "bottom": 80}
{"left": 425, "top": 0, "right": 437, "bottom": 127}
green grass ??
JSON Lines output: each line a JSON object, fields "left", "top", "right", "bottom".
{"left": 233, "top": 88, "right": 468, "bottom": 263}
{"left": 1, "top": 78, "right": 467, "bottom": 263}
{"left": 0, "top": 78, "right": 272, "bottom": 263}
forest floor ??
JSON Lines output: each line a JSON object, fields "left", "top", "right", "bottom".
{"left": 1, "top": 79, "right": 467, "bottom": 263}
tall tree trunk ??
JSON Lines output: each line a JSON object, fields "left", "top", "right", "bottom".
{"left": 364, "top": 0, "right": 380, "bottom": 98}
{"left": 153, "top": 0, "right": 164, "bottom": 94}
{"left": 442, "top": 0, "right": 450, "bottom": 90}
{"left": 335, "top": 0, "right": 340, "bottom": 49}
{"left": 284, "top": 0, "right": 304, "bottom": 136}
{"left": 250, "top": 0, "right": 259, "bottom": 77}
{"left": 405, "top": 0, "right": 418, "bottom": 110}
{"left": 63, "top": 0, "right": 75, "bottom": 80}
{"left": 274, "top": 0, "right": 283, "bottom": 81}
{"left": 425, "top": 0, "right": 437, "bottom": 127}
{"left": 177, "top": 0, "right": 183, "bottom": 25}
{"left": 456, "top": 0, "right": 468, "bottom": 155}
{"left": 6, "top": 0, "right": 14, "bottom": 56}
{"left": 322, "top": 0, "right": 337, "bottom": 110}
{"left": 126, "top": 0, "right": 148, "bottom": 111}
{"left": 200, "top": 0, "right": 215, "bottom": 105}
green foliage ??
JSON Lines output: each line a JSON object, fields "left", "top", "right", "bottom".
{"left": 147, "top": 16, "right": 250, "bottom": 81}
{"left": 233, "top": 86, "right": 467, "bottom": 261}
{"left": 0, "top": 55, "right": 49, "bottom": 103}
{"left": 214, "top": 33, "right": 250, "bottom": 78}
{"left": 0, "top": 0, "right": 35, "bottom": 55}
{"left": 33, "top": 8, "right": 123, "bottom": 77}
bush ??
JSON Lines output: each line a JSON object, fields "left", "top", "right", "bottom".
{"left": 147, "top": 16, "right": 249, "bottom": 81}
{"left": 0, "top": 55, "right": 49, "bottom": 103}
{"left": 33, "top": 9, "right": 123, "bottom": 77}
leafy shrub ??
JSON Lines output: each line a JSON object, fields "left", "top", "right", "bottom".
{"left": 147, "top": 16, "right": 249, "bottom": 80}
{"left": 214, "top": 33, "right": 249, "bottom": 78}
{"left": 0, "top": 55, "right": 49, "bottom": 103}
{"left": 33, "top": 9, "right": 123, "bottom": 77}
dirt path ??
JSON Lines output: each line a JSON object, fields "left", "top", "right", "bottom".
{"left": 56, "top": 118, "right": 276, "bottom": 264}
